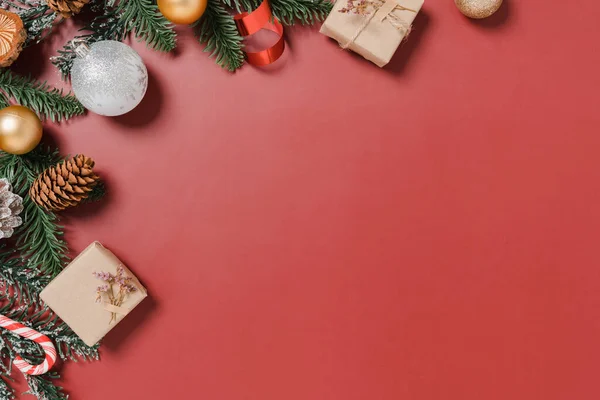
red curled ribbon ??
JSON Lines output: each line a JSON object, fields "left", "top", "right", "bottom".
{"left": 234, "top": 0, "right": 285, "bottom": 66}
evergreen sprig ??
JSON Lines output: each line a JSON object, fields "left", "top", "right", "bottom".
{"left": 195, "top": 0, "right": 245, "bottom": 72}
{"left": 0, "top": 148, "right": 68, "bottom": 279}
{"left": 115, "top": 0, "right": 177, "bottom": 52}
{"left": 0, "top": 70, "right": 84, "bottom": 121}
{"left": 0, "top": 243, "right": 49, "bottom": 304}
{"left": 0, "top": 146, "right": 102, "bottom": 399}
{"left": 52, "top": 11, "right": 127, "bottom": 78}
{"left": 270, "top": 0, "right": 332, "bottom": 25}
{"left": 0, "top": 0, "right": 60, "bottom": 45}
{"left": 194, "top": 0, "right": 332, "bottom": 71}
{"left": 0, "top": 377, "right": 12, "bottom": 399}
{"left": 25, "top": 374, "right": 68, "bottom": 400}
{"left": 53, "top": 0, "right": 176, "bottom": 78}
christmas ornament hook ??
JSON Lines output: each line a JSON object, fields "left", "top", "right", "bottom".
{"left": 72, "top": 38, "right": 91, "bottom": 58}
{"left": 0, "top": 314, "right": 57, "bottom": 375}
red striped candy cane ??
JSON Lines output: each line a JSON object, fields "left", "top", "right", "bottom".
{"left": 0, "top": 314, "right": 57, "bottom": 375}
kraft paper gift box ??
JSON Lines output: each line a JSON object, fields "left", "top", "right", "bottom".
{"left": 41, "top": 241, "right": 147, "bottom": 347}
{"left": 320, "top": 0, "right": 424, "bottom": 67}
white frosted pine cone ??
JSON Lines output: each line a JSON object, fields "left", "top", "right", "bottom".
{"left": 0, "top": 178, "right": 23, "bottom": 239}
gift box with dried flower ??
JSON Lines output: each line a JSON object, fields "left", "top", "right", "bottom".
{"left": 40, "top": 242, "right": 147, "bottom": 347}
{"left": 320, "top": 0, "right": 424, "bottom": 67}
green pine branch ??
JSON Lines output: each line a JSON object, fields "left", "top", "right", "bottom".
{"left": 222, "top": 0, "right": 332, "bottom": 22}
{"left": 52, "top": 11, "right": 127, "bottom": 79}
{"left": 0, "top": 70, "right": 84, "bottom": 122}
{"left": 25, "top": 374, "right": 68, "bottom": 400}
{"left": 0, "top": 377, "right": 13, "bottom": 399}
{"left": 0, "top": 244, "right": 49, "bottom": 304}
{"left": 194, "top": 0, "right": 245, "bottom": 72}
{"left": 221, "top": 0, "right": 260, "bottom": 12}
{"left": 84, "top": 179, "right": 107, "bottom": 203}
{"left": 270, "top": 0, "right": 332, "bottom": 25}
{"left": 0, "top": 148, "right": 68, "bottom": 280}
{"left": 115, "top": 0, "right": 177, "bottom": 51}
{"left": 195, "top": 0, "right": 332, "bottom": 71}
{"left": 53, "top": 0, "right": 175, "bottom": 79}
{"left": 0, "top": 146, "right": 101, "bottom": 399}
{"left": 0, "top": 0, "right": 60, "bottom": 45}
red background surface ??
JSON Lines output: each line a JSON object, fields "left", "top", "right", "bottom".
{"left": 9, "top": 0, "right": 600, "bottom": 397}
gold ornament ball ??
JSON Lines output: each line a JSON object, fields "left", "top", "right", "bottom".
{"left": 0, "top": 105, "right": 43, "bottom": 155}
{"left": 455, "top": 0, "right": 502, "bottom": 19}
{"left": 158, "top": 0, "right": 207, "bottom": 25}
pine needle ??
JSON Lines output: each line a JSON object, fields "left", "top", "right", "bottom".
{"left": 0, "top": 70, "right": 84, "bottom": 122}
{"left": 0, "top": 0, "right": 59, "bottom": 45}
{"left": 0, "top": 148, "right": 68, "bottom": 278}
{"left": 0, "top": 147, "right": 100, "bottom": 400}
{"left": 53, "top": 0, "right": 176, "bottom": 79}
{"left": 25, "top": 374, "right": 68, "bottom": 400}
{"left": 270, "top": 0, "right": 332, "bottom": 25}
{"left": 194, "top": 0, "right": 245, "bottom": 72}
{"left": 115, "top": 0, "right": 177, "bottom": 52}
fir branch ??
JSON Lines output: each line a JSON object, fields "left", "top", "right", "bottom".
{"left": 84, "top": 179, "right": 107, "bottom": 203}
{"left": 0, "top": 295, "right": 99, "bottom": 362}
{"left": 0, "top": 376, "right": 13, "bottom": 399}
{"left": 53, "top": 0, "right": 175, "bottom": 79}
{"left": 220, "top": 0, "right": 260, "bottom": 13}
{"left": 195, "top": 0, "right": 245, "bottom": 72}
{"left": 0, "top": 244, "right": 49, "bottom": 304}
{"left": 115, "top": 0, "right": 176, "bottom": 52}
{"left": 0, "top": 70, "right": 84, "bottom": 122}
{"left": 0, "top": 294, "right": 99, "bottom": 397}
{"left": 25, "top": 374, "right": 68, "bottom": 400}
{"left": 7, "top": 0, "right": 60, "bottom": 45}
{"left": 0, "top": 148, "right": 68, "bottom": 279}
{"left": 52, "top": 11, "right": 127, "bottom": 79}
{"left": 17, "top": 198, "right": 67, "bottom": 278}
{"left": 270, "top": 0, "right": 332, "bottom": 25}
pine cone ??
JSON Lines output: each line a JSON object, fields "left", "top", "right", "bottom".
{"left": 46, "top": 0, "right": 90, "bottom": 18}
{"left": 0, "top": 10, "right": 27, "bottom": 68}
{"left": 29, "top": 155, "right": 99, "bottom": 212}
{"left": 0, "top": 178, "right": 23, "bottom": 239}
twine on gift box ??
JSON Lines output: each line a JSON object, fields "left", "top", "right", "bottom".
{"left": 340, "top": 0, "right": 417, "bottom": 49}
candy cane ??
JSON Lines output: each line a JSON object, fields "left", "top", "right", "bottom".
{"left": 0, "top": 314, "right": 57, "bottom": 375}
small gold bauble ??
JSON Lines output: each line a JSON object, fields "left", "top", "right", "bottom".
{"left": 0, "top": 105, "right": 43, "bottom": 155}
{"left": 455, "top": 0, "right": 502, "bottom": 19}
{"left": 157, "top": 0, "right": 207, "bottom": 25}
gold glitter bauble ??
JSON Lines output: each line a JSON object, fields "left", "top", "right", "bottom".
{"left": 157, "top": 0, "right": 207, "bottom": 25}
{"left": 455, "top": 0, "right": 502, "bottom": 19}
{"left": 0, "top": 105, "right": 43, "bottom": 155}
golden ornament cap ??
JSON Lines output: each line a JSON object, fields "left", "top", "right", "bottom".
{"left": 455, "top": 0, "right": 502, "bottom": 19}
{"left": 0, "top": 105, "right": 43, "bottom": 155}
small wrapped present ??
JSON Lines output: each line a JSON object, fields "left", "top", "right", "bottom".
{"left": 320, "top": 0, "right": 424, "bottom": 67}
{"left": 40, "top": 242, "right": 147, "bottom": 346}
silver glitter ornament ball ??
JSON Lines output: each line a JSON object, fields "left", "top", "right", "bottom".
{"left": 71, "top": 41, "right": 148, "bottom": 116}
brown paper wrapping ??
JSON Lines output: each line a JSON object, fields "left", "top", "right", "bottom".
{"left": 40, "top": 242, "right": 148, "bottom": 347}
{"left": 320, "top": 0, "right": 424, "bottom": 67}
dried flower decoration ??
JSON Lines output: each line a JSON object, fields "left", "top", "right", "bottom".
{"left": 339, "top": 0, "right": 379, "bottom": 15}
{"left": 93, "top": 265, "right": 137, "bottom": 324}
